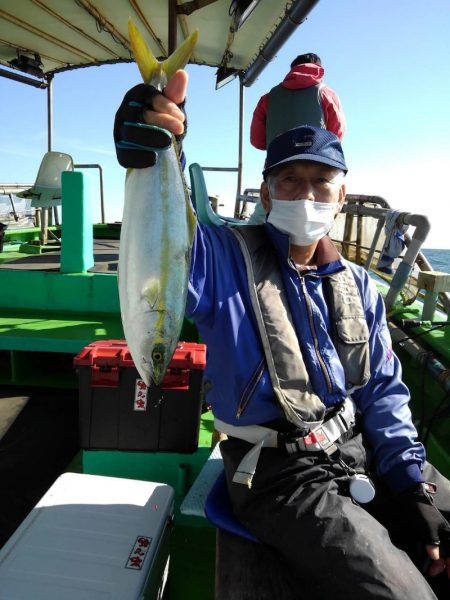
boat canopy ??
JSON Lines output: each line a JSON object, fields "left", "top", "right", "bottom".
{"left": 0, "top": 0, "right": 319, "bottom": 87}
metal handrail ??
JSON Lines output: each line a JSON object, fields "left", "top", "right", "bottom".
{"left": 340, "top": 199, "right": 450, "bottom": 312}
{"left": 0, "top": 184, "right": 34, "bottom": 225}
{"left": 345, "top": 194, "right": 390, "bottom": 209}
{"left": 0, "top": 183, "right": 33, "bottom": 194}
{"left": 73, "top": 163, "right": 105, "bottom": 223}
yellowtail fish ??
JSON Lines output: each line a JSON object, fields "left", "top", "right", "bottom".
{"left": 118, "top": 18, "right": 198, "bottom": 385}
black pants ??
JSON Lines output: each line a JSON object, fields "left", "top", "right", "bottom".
{"left": 221, "top": 434, "right": 450, "bottom": 600}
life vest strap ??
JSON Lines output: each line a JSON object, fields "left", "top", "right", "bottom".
{"left": 216, "top": 397, "right": 356, "bottom": 487}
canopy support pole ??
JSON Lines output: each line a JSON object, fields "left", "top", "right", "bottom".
{"left": 46, "top": 75, "right": 54, "bottom": 152}
{"left": 168, "top": 0, "right": 178, "bottom": 54}
{"left": 234, "top": 76, "right": 245, "bottom": 218}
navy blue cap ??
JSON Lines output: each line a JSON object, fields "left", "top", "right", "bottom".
{"left": 263, "top": 125, "right": 348, "bottom": 177}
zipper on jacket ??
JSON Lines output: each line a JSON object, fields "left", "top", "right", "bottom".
{"left": 296, "top": 269, "right": 333, "bottom": 394}
{"left": 236, "top": 357, "right": 265, "bottom": 419}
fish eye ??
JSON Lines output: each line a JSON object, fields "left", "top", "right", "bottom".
{"left": 152, "top": 350, "right": 164, "bottom": 363}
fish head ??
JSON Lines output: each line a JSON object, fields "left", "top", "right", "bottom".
{"left": 150, "top": 342, "right": 171, "bottom": 386}
{"left": 132, "top": 340, "right": 170, "bottom": 387}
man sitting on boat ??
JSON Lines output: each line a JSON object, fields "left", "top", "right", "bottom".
{"left": 114, "top": 70, "right": 450, "bottom": 599}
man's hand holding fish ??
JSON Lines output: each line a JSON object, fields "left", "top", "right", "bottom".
{"left": 114, "top": 70, "right": 188, "bottom": 168}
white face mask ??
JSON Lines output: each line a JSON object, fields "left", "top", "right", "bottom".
{"left": 267, "top": 199, "right": 339, "bottom": 246}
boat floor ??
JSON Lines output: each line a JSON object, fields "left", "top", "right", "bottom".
{"left": 0, "top": 239, "right": 119, "bottom": 272}
{"left": 0, "top": 386, "right": 79, "bottom": 547}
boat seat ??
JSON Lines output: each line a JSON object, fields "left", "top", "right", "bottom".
{"left": 204, "top": 470, "right": 258, "bottom": 542}
{"left": 206, "top": 472, "right": 299, "bottom": 599}
{"left": 18, "top": 151, "right": 74, "bottom": 209}
{"left": 17, "top": 151, "right": 74, "bottom": 243}
{"left": 180, "top": 443, "right": 299, "bottom": 599}
{"left": 188, "top": 163, "right": 248, "bottom": 228}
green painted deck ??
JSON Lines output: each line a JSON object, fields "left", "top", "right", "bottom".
{"left": 388, "top": 303, "right": 450, "bottom": 479}
{"left": 0, "top": 309, "right": 123, "bottom": 353}
{"left": 0, "top": 250, "right": 123, "bottom": 385}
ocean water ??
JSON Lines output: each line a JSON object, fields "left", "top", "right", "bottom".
{"left": 422, "top": 249, "right": 450, "bottom": 273}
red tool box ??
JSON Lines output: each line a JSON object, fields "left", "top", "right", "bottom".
{"left": 74, "top": 340, "right": 206, "bottom": 453}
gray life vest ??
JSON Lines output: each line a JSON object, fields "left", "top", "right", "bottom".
{"left": 266, "top": 83, "right": 325, "bottom": 146}
{"left": 232, "top": 226, "right": 370, "bottom": 430}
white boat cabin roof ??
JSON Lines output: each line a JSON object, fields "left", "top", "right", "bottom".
{"left": 0, "top": 0, "right": 319, "bottom": 86}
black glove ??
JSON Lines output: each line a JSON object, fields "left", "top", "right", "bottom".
{"left": 399, "top": 482, "right": 450, "bottom": 556}
{"left": 114, "top": 83, "right": 187, "bottom": 169}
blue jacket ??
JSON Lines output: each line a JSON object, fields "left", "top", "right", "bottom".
{"left": 186, "top": 221, "right": 425, "bottom": 494}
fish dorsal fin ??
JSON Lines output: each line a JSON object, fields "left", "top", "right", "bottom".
{"left": 128, "top": 17, "right": 198, "bottom": 87}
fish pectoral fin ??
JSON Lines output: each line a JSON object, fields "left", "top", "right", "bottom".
{"left": 143, "top": 279, "right": 161, "bottom": 309}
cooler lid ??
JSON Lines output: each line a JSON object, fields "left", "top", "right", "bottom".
{"left": 0, "top": 473, "right": 174, "bottom": 599}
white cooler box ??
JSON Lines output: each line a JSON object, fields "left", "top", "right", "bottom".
{"left": 0, "top": 473, "right": 174, "bottom": 599}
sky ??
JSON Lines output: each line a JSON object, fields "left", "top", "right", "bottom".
{"left": 1, "top": 0, "right": 450, "bottom": 249}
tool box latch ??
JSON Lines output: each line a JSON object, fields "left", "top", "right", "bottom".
{"left": 91, "top": 364, "right": 119, "bottom": 387}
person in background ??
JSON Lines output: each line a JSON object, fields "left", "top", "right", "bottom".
{"left": 114, "top": 70, "right": 450, "bottom": 600}
{"left": 247, "top": 52, "right": 346, "bottom": 224}
{"left": 250, "top": 52, "right": 346, "bottom": 150}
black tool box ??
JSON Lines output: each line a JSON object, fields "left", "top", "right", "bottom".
{"left": 74, "top": 340, "right": 206, "bottom": 452}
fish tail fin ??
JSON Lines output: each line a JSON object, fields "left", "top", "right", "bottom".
{"left": 162, "top": 30, "right": 199, "bottom": 80}
{"left": 128, "top": 17, "right": 198, "bottom": 85}
{"left": 128, "top": 17, "right": 161, "bottom": 83}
